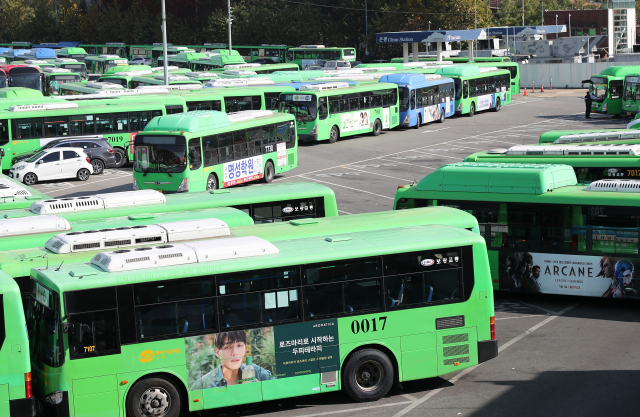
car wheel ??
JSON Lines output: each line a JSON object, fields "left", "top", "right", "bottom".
{"left": 343, "top": 349, "right": 394, "bottom": 402}
{"left": 91, "top": 159, "right": 105, "bottom": 175}
{"left": 206, "top": 173, "right": 218, "bottom": 190}
{"left": 468, "top": 102, "right": 475, "bottom": 117}
{"left": 126, "top": 377, "right": 182, "bottom": 417}
{"left": 23, "top": 173, "right": 37, "bottom": 186}
{"left": 329, "top": 126, "right": 339, "bottom": 143}
{"left": 262, "top": 161, "right": 275, "bottom": 183}
{"left": 371, "top": 119, "right": 382, "bottom": 136}
{"left": 113, "top": 148, "right": 127, "bottom": 168}
{"left": 77, "top": 168, "right": 90, "bottom": 181}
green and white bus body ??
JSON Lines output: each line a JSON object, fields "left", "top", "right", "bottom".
{"left": 42, "top": 68, "right": 82, "bottom": 96}
{"left": 231, "top": 45, "right": 290, "bottom": 63}
{"left": 279, "top": 82, "right": 399, "bottom": 143}
{"left": 28, "top": 221, "right": 496, "bottom": 417}
{"left": 0, "top": 174, "right": 50, "bottom": 210}
{"left": 50, "top": 59, "right": 87, "bottom": 80}
{"left": 190, "top": 50, "right": 246, "bottom": 71}
{"left": 0, "top": 101, "right": 166, "bottom": 170}
{"left": 150, "top": 47, "right": 196, "bottom": 66}
{"left": 0, "top": 271, "right": 35, "bottom": 417}
{"left": 395, "top": 162, "right": 640, "bottom": 298}
{"left": 20, "top": 60, "right": 56, "bottom": 70}
{"left": 435, "top": 66, "right": 511, "bottom": 116}
{"left": 84, "top": 55, "right": 128, "bottom": 76}
{"left": 185, "top": 72, "right": 221, "bottom": 84}
{"left": 586, "top": 66, "right": 640, "bottom": 115}
{"left": 133, "top": 110, "right": 297, "bottom": 192}
{"left": 465, "top": 143, "right": 640, "bottom": 183}
{"left": 55, "top": 48, "right": 88, "bottom": 63}
{"left": 0, "top": 87, "right": 44, "bottom": 99}
{"left": 474, "top": 62, "right": 520, "bottom": 95}
{"left": 286, "top": 46, "right": 356, "bottom": 69}
{"left": 252, "top": 85, "right": 297, "bottom": 111}
{"left": 158, "top": 52, "right": 209, "bottom": 69}
{"left": 172, "top": 88, "right": 266, "bottom": 112}
{"left": 79, "top": 43, "right": 126, "bottom": 58}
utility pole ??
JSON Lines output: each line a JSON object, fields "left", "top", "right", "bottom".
{"left": 365, "top": 0, "right": 368, "bottom": 56}
{"left": 541, "top": 0, "right": 544, "bottom": 26}
{"left": 228, "top": 0, "right": 233, "bottom": 53}
{"left": 161, "top": 0, "right": 168, "bottom": 85}
{"left": 522, "top": 0, "right": 525, "bottom": 26}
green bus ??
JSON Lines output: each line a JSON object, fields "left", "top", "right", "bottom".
{"left": 539, "top": 129, "right": 640, "bottom": 144}
{"left": 42, "top": 68, "right": 82, "bottom": 96}
{"left": 28, "top": 220, "right": 496, "bottom": 417}
{"left": 279, "top": 82, "right": 399, "bottom": 143}
{"left": 464, "top": 142, "right": 640, "bottom": 183}
{"left": 395, "top": 162, "right": 640, "bottom": 298}
{"left": 190, "top": 50, "right": 246, "bottom": 71}
{"left": 55, "top": 48, "right": 88, "bottom": 62}
{"left": 390, "top": 56, "right": 511, "bottom": 63}
{"left": 130, "top": 74, "right": 203, "bottom": 89}
{"left": 150, "top": 46, "right": 196, "bottom": 65}
{"left": 474, "top": 62, "right": 520, "bottom": 95}
{"left": 585, "top": 66, "right": 640, "bottom": 115}
{"left": 79, "top": 43, "right": 126, "bottom": 58}
{"left": 215, "top": 63, "right": 300, "bottom": 76}
{"left": 0, "top": 271, "right": 35, "bottom": 416}
{"left": 84, "top": 55, "right": 129, "bottom": 75}
{"left": 171, "top": 88, "right": 266, "bottom": 112}
{"left": 0, "top": 173, "right": 50, "bottom": 210}
{"left": 49, "top": 58, "right": 87, "bottom": 80}
{"left": 158, "top": 52, "right": 209, "bottom": 69}
{"left": 434, "top": 65, "right": 511, "bottom": 116}
{"left": 0, "top": 101, "right": 166, "bottom": 170}
{"left": 0, "top": 87, "right": 44, "bottom": 99}
{"left": 133, "top": 110, "right": 297, "bottom": 192}
{"left": 286, "top": 46, "right": 356, "bottom": 69}
{"left": 229, "top": 44, "right": 290, "bottom": 63}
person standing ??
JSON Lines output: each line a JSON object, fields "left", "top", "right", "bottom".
{"left": 584, "top": 91, "right": 592, "bottom": 119}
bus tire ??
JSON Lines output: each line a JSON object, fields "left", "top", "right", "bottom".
{"left": 113, "top": 148, "right": 127, "bottom": 168}
{"left": 263, "top": 161, "right": 275, "bottom": 183}
{"left": 77, "top": 169, "right": 90, "bottom": 181}
{"left": 493, "top": 98, "right": 501, "bottom": 112}
{"left": 343, "top": 349, "right": 394, "bottom": 402}
{"left": 206, "top": 173, "right": 218, "bottom": 190}
{"left": 329, "top": 126, "right": 339, "bottom": 143}
{"left": 126, "top": 377, "right": 182, "bottom": 417}
{"left": 23, "top": 173, "right": 37, "bottom": 186}
{"left": 468, "top": 102, "right": 475, "bottom": 117}
{"left": 439, "top": 109, "right": 445, "bottom": 123}
{"left": 414, "top": 114, "right": 421, "bottom": 129}
{"left": 372, "top": 119, "right": 382, "bottom": 136}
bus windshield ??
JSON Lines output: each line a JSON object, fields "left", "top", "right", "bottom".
{"left": 590, "top": 77, "right": 607, "bottom": 102}
{"left": 134, "top": 135, "right": 188, "bottom": 174}
{"left": 280, "top": 95, "right": 317, "bottom": 121}
{"left": 624, "top": 78, "right": 640, "bottom": 101}
{"left": 11, "top": 72, "right": 42, "bottom": 91}
{"left": 98, "top": 77, "right": 127, "bottom": 87}
{"left": 399, "top": 87, "right": 411, "bottom": 112}
{"left": 63, "top": 64, "right": 86, "bottom": 77}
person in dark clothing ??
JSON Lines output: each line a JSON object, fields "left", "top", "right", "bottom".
{"left": 585, "top": 91, "right": 592, "bottom": 118}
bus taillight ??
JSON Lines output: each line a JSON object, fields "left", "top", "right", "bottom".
{"left": 490, "top": 316, "right": 496, "bottom": 340}
{"left": 25, "top": 372, "right": 33, "bottom": 398}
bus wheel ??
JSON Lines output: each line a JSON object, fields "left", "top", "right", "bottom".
{"left": 414, "top": 114, "right": 421, "bottom": 129}
{"left": 439, "top": 109, "right": 445, "bottom": 123}
{"left": 23, "top": 173, "right": 37, "bottom": 186}
{"left": 127, "top": 377, "right": 182, "bottom": 417}
{"left": 343, "top": 349, "right": 394, "bottom": 402}
{"left": 263, "top": 161, "right": 275, "bottom": 183}
{"left": 113, "top": 148, "right": 127, "bottom": 168}
{"left": 468, "top": 102, "right": 475, "bottom": 117}
{"left": 372, "top": 119, "right": 382, "bottom": 136}
{"left": 493, "top": 98, "right": 501, "bottom": 112}
{"left": 329, "top": 126, "right": 339, "bottom": 143}
{"left": 206, "top": 174, "right": 218, "bottom": 190}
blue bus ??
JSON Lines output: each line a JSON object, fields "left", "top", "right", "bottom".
{"left": 379, "top": 73, "right": 455, "bottom": 128}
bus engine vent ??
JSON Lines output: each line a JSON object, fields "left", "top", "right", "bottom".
{"left": 436, "top": 315, "right": 465, "bottom": 330}
{"left": 0, "top": 215, "right": 71, "bottom": 238}
{"left": 443, "top": 344, "right": 469, "bottom": 357}
{"left": 442, "top": 333, "right": 469, "bottom": 344}
{"left": 586, "top": 179, "right": 640, "bottom": 193}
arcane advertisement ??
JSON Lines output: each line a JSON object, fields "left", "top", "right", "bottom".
{"left": 185, "top": 319, "right": 340, "bottom": 390}
{"left": 499, "top": 251, "right": 639, "bottom": 298}
{"left": 341, "top": 110, "right": 371, "bottom": 133}
{"left": 422, "top": 105, "right": 441, "bottom": 123}
{"left": 223, "top": 155, "right": 263, "bottom": 187}
{"left": 477, "top": 94, "right": 495, "bottom": 111}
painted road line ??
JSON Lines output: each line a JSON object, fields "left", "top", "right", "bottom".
{"left": 297, "top": 175, "right": 395, "bottom": 200}
{"left": 340, "top": 166, "right": 412, "bottom": 182}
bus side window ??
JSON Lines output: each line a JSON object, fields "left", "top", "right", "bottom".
{"left": 188, "top": 138, "right": 202, "bottom": 171}
{"left": 329, "top": 99, "right": 340, "bottom": 114}
{"left": 202, "top": 135, "right": 218, "bottom": 166}
{"left": 0, "top": 120, "right": 9, "bottom": 146}
{"left": 319, "top": 98, "right": 328, "bottom": 120}
{"left": 218, "top": 132, "right": 234, "bottom": 163}
{"left": 463, "top": 80, "right": 468, "bottom": 99}
{"left": 69, "top": 310, "right": 119, "bottom": 358}
{"left": 233, "top": 129, "right": 247, "bottom": 159}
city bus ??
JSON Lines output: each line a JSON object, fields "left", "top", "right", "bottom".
{"left": 42, "top": 68, "right": 81, "bottom": 96}
{"left": 55, "top": 47, "right": 87, "bottom": 62}
{"left": 171, "top": 88, "right": 266, "bottom": 112}
{"left": 158, "top": 52, "right": 209, "bottom": 69}
{"left": 79, "top": 43, "right": 127, "bottom": 58}
{"left": 84, "top": 55, "right": 128, "bottom": 75}
{"left": 475, "top": 62, "right": 520, "bottom": 95}
{"left": 229, "top": 44, "right": 290, "bottom": 63}
{"left": 190, "top": 50, "right": 246, "bottom": 71}
{"left": 214, "top": 63, "right": 300, "bottom": 76}
{"left": 0, "top": 101, "right": 167, "bottom": 170}
{"left": 584, "top": 66, "right": 640, "bottom": 115}
{"left": 11, "top": 48, "right": 56, "bottom": 62}
{"left": 133, "top": 110, "right": 298, "bottom": 192}
{"left": 379, "top": 73, "right": 454, "bottom": 127}
{"left": 0, "top": 87, "right": 43, "bottom": 99}
{"left": 435, "top": 65, "right": 511, "bottom": 116}
{"left": 28, "top": 219, "right": 496, "bottom": 417}
{"left": 0, "top": 65, "right": 43, "bottom": 92}
{"left": 538, "top": 129, "right": 640, "bottom": 144}
{"left": 464, "top": 142, "right": 640, "bottom": 183}
{"left": 130, "top": 74, "right": 203, "bottom": 89}
{"left": 279, "top": 82, "right": 399, "bottom": 143}
{"left": 150, "top": 46, "right": 196, "bottom": 65}
{"left": 0, "top": 174, "right": 50, "bottom": 210}
{"left": 395, "top": 162, "right": 640, "bottom": 298}
{"left": 390, "top": 56, "right": 511, "bottom": 63}
{"left": 50, "top": 58, "right": 87, "bottom": 80}
{"left": 286, "top": 45, "right": 356, "bottom": 68}
{"left": 0, "top": 271, "right": 35, "bottom": 417}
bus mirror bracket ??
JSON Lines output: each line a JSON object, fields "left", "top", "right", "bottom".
{"left": 63, "top": 322, "right": 74, "bottom": 333}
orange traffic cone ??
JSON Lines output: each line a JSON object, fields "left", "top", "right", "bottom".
{"left": 524, "top": 87, "right": 528, "bottom": 96}
{"left": 541, "top": 84, "right": 544, "bottom": 92}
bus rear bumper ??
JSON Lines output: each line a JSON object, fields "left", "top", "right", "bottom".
{"left": 10, "top": 397, "right": 36, "bottom": 417}
{"left": 298, "top": 134, "right": 319, "bottom": 142}
{"left": 477, "top": 339, "right": 498, "bottom": 364}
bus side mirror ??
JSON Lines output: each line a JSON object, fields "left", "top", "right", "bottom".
{"left": 63, "top": 322, "right": 74, "bottom": 333}
{"left": 0, "top": 149, "right": 4, "bottom": 157}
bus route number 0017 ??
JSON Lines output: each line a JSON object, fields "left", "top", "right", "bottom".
{"left": 351, "top": 316, "right": 387, "bottom": 334}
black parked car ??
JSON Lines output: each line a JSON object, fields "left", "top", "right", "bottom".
{"left": 12, "top": 137, "right": 117, "bottom": 175}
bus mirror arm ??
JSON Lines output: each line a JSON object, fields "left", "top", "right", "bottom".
{"left": 63, "top": 322, "right": 74, "bottom": 333}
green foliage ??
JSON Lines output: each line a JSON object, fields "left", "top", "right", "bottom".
{"left": 495, "top": 0, "right": 574, "bottom": 26}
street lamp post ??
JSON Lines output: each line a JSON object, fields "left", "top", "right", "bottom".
{"left": 556, "top": 14, "right": 558, "bottom": 39}
{"left": 569, "top": 14, "right": 571, "bottom": 37}
{"left": 522, "top": 0, "right": 525, "bottom": 26}
{"left": 228, "top": 0, "right": 233, "bottom": 53}
{"left": 541, "top": 0, "right": 543, "bottom": 26}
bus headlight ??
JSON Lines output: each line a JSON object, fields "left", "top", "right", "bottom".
{"left": 403, "top": 114, "right": 410, "bottom": 124}
{"left": 310, "top": 125, "right": 318, "bottom": 134}
{"left": 177, "top": 177, "right": 189, "bottom": 192}
{"left": 132, "top": 179, "right": 139, "bottom": 190}
{"left": 602, "top": 103, "right": 607, "bottom": 111}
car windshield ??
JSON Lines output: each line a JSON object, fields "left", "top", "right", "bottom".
{"left": 133, "top": 135, "right": 188, "bottom": 174}
{"left": 26, "top": 151, "right": 46, "bottom": 162}
{"left": 280, "top": 94, "right": 317, "bottom": 122}
{"left": 399, "top": 87, "right": 410, "bottom": 112}
{"left": 589, "top": 77, "right": 607, "bottom": 102}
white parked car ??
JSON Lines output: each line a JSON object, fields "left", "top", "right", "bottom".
{"left": 129, "top": 56, "right": 152, "bottom": 65}
{"left": 9, "top": 148, "right": 93, "bottom": 185}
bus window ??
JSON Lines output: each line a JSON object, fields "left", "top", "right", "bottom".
{"left": 218, "top": 132, "right": 233, "bottom": 163}
{"left": 202, "top": 135, "right": 219, "bottom": 167}
{"left": 14, "top": 118, "right": 43, "bottom": 139}
{"left": 0, "top": 119, "right": 9, "bottom": 146}
{"left": 454, "top": 79, "right": 462, "bottom": 100}
{"left": 463, "top": 80, "right": 468, "bottom": 99}
{"left": 188, "top": 138, "right": 202, "bottom": 171}
{"left": 399, "top": 88, "right": 410, "bottom": 112}
{"left": 44, "top": 116, "right": 70, "bottom": 137}
{"left": 610, "top": 81, "right": 623, "bottom": 100}
{"left": 129, "top": 111, "right": 155, "bottom": 131}
{"left": 232, "top": 130, "right": 247, "bottom": 159}
{"left": 319, "top": 98, "right": 328, "bottom": 119}
{"left": 69, "top": 310, "right": 119, "bottom": 358}
{"left": 95, "top": 113, "right": 128, "bottom": 134}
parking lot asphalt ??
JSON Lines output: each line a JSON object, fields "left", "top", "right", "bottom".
{"left": 29, "top": 90, "right": 640, "bottom": 416}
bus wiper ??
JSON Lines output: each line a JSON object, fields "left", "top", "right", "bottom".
{"left": 164, "top": 166, "right": 173, "bottom": 177}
